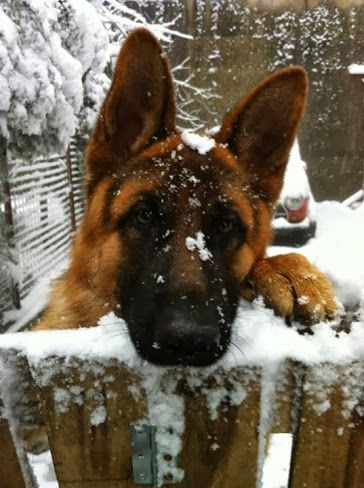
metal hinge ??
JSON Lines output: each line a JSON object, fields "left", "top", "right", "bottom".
{"left": 131, "top": 424, "right": 158, "bottom": 486}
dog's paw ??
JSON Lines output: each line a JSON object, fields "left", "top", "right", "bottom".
{"left": 240, "top": 253, "right": 338, "bottom": 324}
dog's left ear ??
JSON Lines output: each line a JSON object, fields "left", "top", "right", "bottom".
{"left": 216, "top": 67, "right": 308, "bottom": 204}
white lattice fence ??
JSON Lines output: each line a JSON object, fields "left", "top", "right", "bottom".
{"left": 0, "top": 138, "right": 86, "bottom": 329}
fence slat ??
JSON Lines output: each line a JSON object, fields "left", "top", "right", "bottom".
{"left": 289, "top": 363, "right": 363, "bottom": 488}
{"left": 0, "top": 417, "right": 27, "bottom": 488}
{"left": 344, "top": 407, "right": 364, "bottom": 487}
{"left": 177, "top": 368, "right": 261, "bottom": 488}
{"left": 0, "top": 351, "right": 42, "bottom": 488}
{"left": 270, "top": 361, "right": 297, "bottom": 434}
{"left": 59, "top": 482, "right": 137, "bottom": 487}
{"left": 38, "top": 360, "right": 146, "bottom": 485}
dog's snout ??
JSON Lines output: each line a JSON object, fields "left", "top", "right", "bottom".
{"left": 161, "top": 323, "right": 220, "bottom": 355}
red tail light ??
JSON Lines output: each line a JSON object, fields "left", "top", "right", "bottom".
{"left": 284, "top": 197, "right": 309, "bottom": 222}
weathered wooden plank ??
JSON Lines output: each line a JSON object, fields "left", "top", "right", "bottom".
{"left": 289, "top": 362, "right": 363, "bottom": 488}
{"left": 0, "top": 351, "right": 40, "bottom": 488}
{"left": 177, "top": 367, "right": 261, "bottom": 488}
{"left": 263, "top": 360, "right": 297, "bottom": 483}
{"left": 0, "top": 418, "right": 27, "bottom": 488}
{"left": 58, "top": 482, "right": 137, "bottom": 488}
{"left": 270, "top": 360, "right": 297, "bottom": 434}
{"left": 344, "top": 406, "right": 364, "bottom": 487}
{"left": 36, "top": 361, "right": 263, "bottom": 487}
{"left": 37, "top": 359, "right": 146, "bottom": 485}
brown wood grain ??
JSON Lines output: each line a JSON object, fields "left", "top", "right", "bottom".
{"left": 32, "top": 357, "right": 364, "bottom": 487}
{"left": 177, "top": 367, "right": 261, "bottom": 488}
{"left": 270, "top": 360, "right": 296, "bottom": 434}
{"left": 0, "top": 418, "right": 27, "bottom": 488}
{"left": 344, "top": 405, "right": 364, "bottom": 487}
{"left": 289, "top": 363, "right": 364, "bottom": 488}
{"left": 39, "top": 359, "right": 146, "bottom": 485}
{"left": 58, "top": 481, "right": 137, "bottom": 488}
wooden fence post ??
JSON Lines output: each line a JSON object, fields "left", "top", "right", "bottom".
{"left": 0, "top": 415, "right": 28, "bottom": 488}
{"left": 0, "top": 136, "right": 21, "bottom": 310}
{"left": 178, "top": 367, "right": 261, "bottom": 488}
{"left": 0, "top": 351, "right": 41, "bottom": 488}
{"left": 35, "top": 358, "right": 147, "bottom": 487}
{"left": 3, "top": 346, "right": 362, "bottom": 488}
{"left": 289, "top": 362, "right": 364, "bottom": 488}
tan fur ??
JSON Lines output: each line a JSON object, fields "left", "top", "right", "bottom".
{"left": 241, "top": 253, "right": 337, "bottom": 323}
{"left": 35, "top": 28, "right": 337, "bottom": 331}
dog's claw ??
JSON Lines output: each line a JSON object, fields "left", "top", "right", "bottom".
{"left": 241, "top": 253, "right": 338, "bottom": 324}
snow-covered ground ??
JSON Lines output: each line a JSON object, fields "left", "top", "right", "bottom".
{"left": 2, "top": 200, "right": 363, "bottom": 487}
{"left": 27, "top": 451, "right": 57, "bottom": 488}
{"left": 269, "top": 200, "right": 364, "bottom": 308}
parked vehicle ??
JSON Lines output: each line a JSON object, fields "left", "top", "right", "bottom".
{"left": 272, "top": 140, "right": 316, "bottom": 246}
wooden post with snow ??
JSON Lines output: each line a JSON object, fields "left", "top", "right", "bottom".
{"left": 0, "top": 353, "right": 39, "bottom": 488}
{"left": 289, "top": 363, "right": 364, "bottom": 488}
{"left": 0, "top": 329, "right": 363, "bottom": 488}
{"left": 31, "top": 359, "right": 364, "bottom": 488}
{"left": 31, "top": 359, "right": 262, "bottom": 488}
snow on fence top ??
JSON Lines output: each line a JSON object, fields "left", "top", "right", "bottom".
{"left": 1, "top": 300, "right": 363, "bottom": 369}
{"left": 0, "top": 303, "right": 363, "bottom": 487}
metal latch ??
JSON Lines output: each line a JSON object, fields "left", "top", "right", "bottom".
{"left": 131, "top": 424, "right": 157, "bottom": 486}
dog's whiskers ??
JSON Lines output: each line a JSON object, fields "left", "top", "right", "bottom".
{"left": 229, "top": 340, "right": 246, "bottom": 360}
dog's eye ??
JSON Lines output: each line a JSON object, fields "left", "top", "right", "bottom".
{"left": 135, "top": 205, "right": 154, "bottom": 225}
{"left": 218, "top": 217, "right": 234, "bottom": 233}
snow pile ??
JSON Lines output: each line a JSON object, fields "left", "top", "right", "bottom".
{"left": 27, "top": 451, "right": 57, "bottom": 488}
{"left": 181, "top": 130, "right": 215, "bottom": 155}
{"left": 262, "top": 433, "right": 292, "bottom": 488}
{"left": 0, "top": 312, "right": 138, "bottom": 366}
{"left": 270, "top": 202, "right": 364, "bottom": 307}
{"left": 185, "top": 231, "right": 212, "bottom": 261}
{"left": 231, "top": 298, "right": 364, "bottom": 365}
{"left": 0, "top": 0, "right": 108, "bottom": 155}
{"left": 1, "top": 302, "right": 363, "bottom": 368}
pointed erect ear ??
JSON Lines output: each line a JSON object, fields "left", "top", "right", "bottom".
{"left": 216, "top": 67, "right": 308, "bottom": 204}
{"left": 86, "top": 28, "right": 176, "bottom": 184}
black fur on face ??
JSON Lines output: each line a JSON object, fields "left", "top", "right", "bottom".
{"left": 114, "top": 149, "right": 247, "bottom": 366}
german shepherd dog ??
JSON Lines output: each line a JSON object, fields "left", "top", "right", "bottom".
{"left": 36, "top": 28, "right": 337, "bottom": 367}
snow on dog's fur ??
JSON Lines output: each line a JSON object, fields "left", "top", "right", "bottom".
{"left": 35, "top": 28, "right": 337, "bottom": 367}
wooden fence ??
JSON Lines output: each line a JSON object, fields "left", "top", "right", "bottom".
{"left": 0, "top": 348, "right": 363, "bottom": 488}
{"left": 0, "top": 138, "right": 86, "bottom": 328}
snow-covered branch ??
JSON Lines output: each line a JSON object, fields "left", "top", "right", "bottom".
{"left": 0, "top": 0, "right": 109, "bottom": 156}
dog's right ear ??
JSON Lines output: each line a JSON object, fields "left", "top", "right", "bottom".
{"left": 86, "top": 28, "right": 176, "bottom": 186}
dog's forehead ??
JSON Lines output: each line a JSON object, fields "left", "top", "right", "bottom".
{"left": 106, "top": 136, "right": 250, "bottom": 220}
{"left": 127, "top": 136, "right": 243, "bottom": 191}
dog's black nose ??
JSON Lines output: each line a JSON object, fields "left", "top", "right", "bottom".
{"left": 158, "top": 322, "right": 220, "bottom": 356}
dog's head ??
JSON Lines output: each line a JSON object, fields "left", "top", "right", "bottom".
{"left": 76, "top": 28, "right": 307, "bottom": 366}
